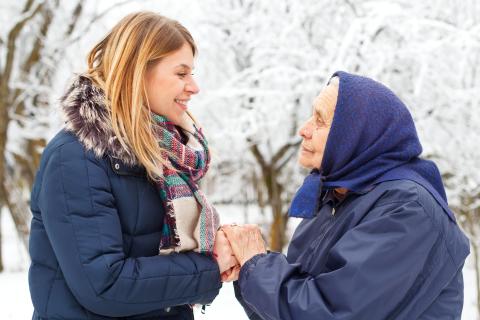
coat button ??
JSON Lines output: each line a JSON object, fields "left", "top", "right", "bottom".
{"left": 114, "top": 163, "right": 120, "bottom": 170}
{"left": 164, "top": 307, "right": 171, "bottom": 312}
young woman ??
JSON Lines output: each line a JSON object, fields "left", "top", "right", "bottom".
{"left": 28, "top": 11, "right": 237, "bottom": 319}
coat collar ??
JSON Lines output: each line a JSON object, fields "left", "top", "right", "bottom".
{"left": 61, "top": 75, "right": 139, "bottom": 166}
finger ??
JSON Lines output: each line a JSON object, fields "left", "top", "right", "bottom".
{"left": 224, "top": 268, "right": 233, "bottom": 277}
{"left": 216, "top": 230, "right": 228, "bottom": 243}
{"left": 227, "top": 255, "right": 239, "bottom": 268}
{"left": 223, "top": 225, "right": 245, "bottom": 238}
{"left": 222, "top": 232, "right": 241, "bottom": 254}
{"left": 221, "top": 225, "right": 233, "bottom": 235}
{"left": 244, "top": 224, "right": 260, "bottom": 230}
{"left": 224, "top": 265, "right": 241, "bottom": 282}
{"left": 221, "top": 227, "right": 238, "bottom": 243}
{"left": 221, "top": 272, "right": 229, "bottom": 282}
{"left": 216, "top": 248, "right": 234, "bottom": 263}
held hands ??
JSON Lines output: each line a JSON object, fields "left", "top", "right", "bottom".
{"left": 213, "top": 224, "right": 267, "bottom": 282}
{"left": 213, "top": 229, "right": 240, "bottom": 282}
{"left": 222, "top": 224, "right": 267, "bottom": 266}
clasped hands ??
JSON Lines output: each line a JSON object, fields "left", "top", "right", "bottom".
{"left": 213, "top": 224, "right": 267, "bottom": 282}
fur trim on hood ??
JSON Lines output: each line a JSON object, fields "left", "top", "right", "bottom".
{"left": 61, "top": 75, "right": 138, "bottom": 166}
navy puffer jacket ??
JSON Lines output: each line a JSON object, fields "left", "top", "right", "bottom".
{"left": 234, "top": 180, "right": 469, "bottom": 320}
{"left": 28, "top": 76, "right": 221, "bottom": 319}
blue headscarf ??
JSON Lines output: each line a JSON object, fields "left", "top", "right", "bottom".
{"left": 289, "top": 71, "right": 455, "bottom": 222}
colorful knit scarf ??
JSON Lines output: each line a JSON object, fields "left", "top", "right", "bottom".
{"left": 152, "top": 113, "right": 219, "bottom": 254}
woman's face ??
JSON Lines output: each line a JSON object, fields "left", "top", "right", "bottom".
{"left": 144, "top": 43, "right": 199, "bottom": 125}
{"left": 298, "top": 82, "right": 338, "bottom": 169}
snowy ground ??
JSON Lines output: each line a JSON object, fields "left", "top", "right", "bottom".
{"left": 0, "top": 206, "right": 478, "bottom": 319}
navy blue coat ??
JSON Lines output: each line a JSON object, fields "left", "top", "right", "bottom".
{"left": 28, "top": 76, "right": 222, "bottom": 319}
{"left": 234, "top": 180, "right": 469, "bottom": 319}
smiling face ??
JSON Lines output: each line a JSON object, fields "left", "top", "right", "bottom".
{"left": 144, "top": 43, "right": 199, "bottom": 125}
{"left": 298, "top": 78, "right": 339, "bottom": 169}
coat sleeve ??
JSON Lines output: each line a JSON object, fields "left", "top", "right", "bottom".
{"left": 36, "top": 141, "right": 221, "bottom": 317}
{"left": 233, "top": 281, "right": 263, "bottom": 319}
{"left": 236, "top": 200, "right": 440, "bottom": 320}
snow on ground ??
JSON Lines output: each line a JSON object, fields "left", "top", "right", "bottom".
{"left": 0, "top": 206, "right": 478, "bottom": 319}
{"left": 0, "top": 208, "right": 32, "bottom": 319}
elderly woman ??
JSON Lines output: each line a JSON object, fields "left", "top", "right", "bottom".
{"left": 222, "top": 71, "right": 470, "bottom": 319}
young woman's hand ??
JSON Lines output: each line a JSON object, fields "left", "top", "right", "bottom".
{"left": 220, "top": 264, "right": 241, "bottom": 282}
{"left": 213, "top": 229, "right": 239, "bottom": 275}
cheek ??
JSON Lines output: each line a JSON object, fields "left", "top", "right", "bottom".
{"left": 312, "top": 153, "right": 324, "bottom": 168}
{"left": 146, "top": 78, "right": 175, "bottom": 109}
{"left": 312, "top": 131, "right": 329, "bottom": 164}
{"left": 313, "top": 130, "right": 329, "bottom": 151}
{"left": 147, "top": 89, "right": 167, "bottom": 110}
{"left": 146, "top": 70, "right": 174, "bottom": 97}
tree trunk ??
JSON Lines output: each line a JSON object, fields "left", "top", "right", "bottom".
{"left": 269, "top": 203, "right": 287, "bottom": 252}
{"left": 0, "top": 82, "right": 9, "bottom": 273}
{"left": 0, "top": 208, "right": 4, "bottom": 272}
{"left": 4, "top": 170, "right": 31, "bottom": 250}
{"left": 250, "top": 144, "right": 293, "bottom": 252}
{"left": 267, "top": 168, "right": 287, "bottom": 252}
{"left": 472, "top": 240, "right": 480, "bottom": 318}
{"left": 459, "top": 208, "right": 480, "bottom": 319}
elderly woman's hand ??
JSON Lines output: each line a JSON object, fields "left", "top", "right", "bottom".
{"left": 221, "top": 224, "right": 267, "bottom": 266}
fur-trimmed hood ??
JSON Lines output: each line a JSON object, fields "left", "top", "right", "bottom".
{"left": 61, "top": 75, "right": 138, "bottom": 166}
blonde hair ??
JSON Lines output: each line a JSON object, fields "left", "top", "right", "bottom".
{"left": 85, "top": 11, "right": 197, "bottom": 180}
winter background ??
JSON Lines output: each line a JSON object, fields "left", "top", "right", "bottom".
{"left": 0, "top": 0, "right": 479, "bottom": 319}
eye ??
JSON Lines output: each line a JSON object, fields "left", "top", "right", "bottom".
{"left": 315, "top": 115, "right": 325, "bottom": 127}
{"left": 177, "top": 73, "right": 187, "bottom": 78}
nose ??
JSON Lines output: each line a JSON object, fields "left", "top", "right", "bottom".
{"left": 299, "top": 120, "right": 313, "bottom": 139}
{"left": 185, "top": 78, "right": 200, "bottom": 95}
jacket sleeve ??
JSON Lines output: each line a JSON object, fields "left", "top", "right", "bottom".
{"left": 233, "top": 281, "right": 263, "bottom": 319}
{"left": 36, "top": 141, "right": 221, "bottom": 317}
{"left": 236, "top": 200, "right": 440, "bottom": 320}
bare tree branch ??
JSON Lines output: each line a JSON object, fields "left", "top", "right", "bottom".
{"left": 249, "top": 143, "right": 268, "bottom": 173}
{"left": 66, "top": 0, "right": 143, "bottom": 45}
{"left": 2, "top": 0, "right": 44, "bottom": 86}
{"left": 65, "top": 0, "right": 83, "bottom": 37}
{"left": 271, "top": 139, "right": 301, "bottom": 165}
{"left": 275, "top": 145, "right": 300, "bottom": 172}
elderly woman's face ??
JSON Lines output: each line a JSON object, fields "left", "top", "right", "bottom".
{"left": 298, "top": 82, "right": 338, "bottom": 169}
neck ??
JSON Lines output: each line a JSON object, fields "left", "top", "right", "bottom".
{"left": 334, "top": 187, "right": 348, "bottom": 195}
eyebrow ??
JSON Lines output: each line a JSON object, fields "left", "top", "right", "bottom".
{"left": 313, "top": 104, "right": 326, "bottom": 121}
{"left": 176, "top": 64, "right": 194, "bottom": 70}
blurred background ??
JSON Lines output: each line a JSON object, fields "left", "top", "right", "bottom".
{"left": 0, "top": 0, "right": 479, "bottom": 318}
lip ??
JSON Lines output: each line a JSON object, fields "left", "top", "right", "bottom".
{"left": 175, "top": 99, "right": 189, "bottom": 111}
{"left": 301, "top": 145, "right": 313, "bottom": 153}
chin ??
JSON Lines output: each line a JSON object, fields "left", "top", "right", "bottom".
{"left": 298, "top": 157, "right": 313, "bottom": 169}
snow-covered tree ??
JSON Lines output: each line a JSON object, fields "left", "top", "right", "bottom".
{"left": 195, "top": 0, "right": 359, "bottom": 251}
{"left": 2, "top": 2, "right": 479, "bottom": 315}
{"left": 0, "top": 0, "right": 144, "bottom": 272}
{"left": 194, "top": 0, "right": 480, "bottom": 268}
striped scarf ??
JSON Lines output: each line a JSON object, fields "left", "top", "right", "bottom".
{"left": 152, "top": 113, "right": 219, "bottom": 254}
